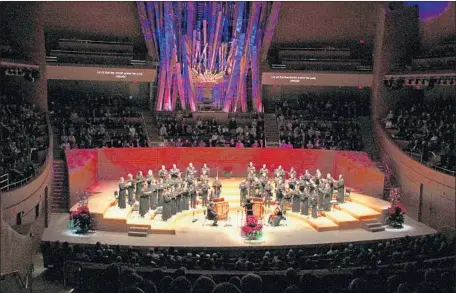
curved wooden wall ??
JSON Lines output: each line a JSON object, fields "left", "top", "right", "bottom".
{"left": 375, "top": 122, "right": 455, "bottom": 230}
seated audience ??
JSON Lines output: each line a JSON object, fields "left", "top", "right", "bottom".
{"left": 274, "top": 93, "right": 367, "bottom": 151}
{"left": 0, "top": 94, "right": 48, "bottom": 184}
{"left": 49, "top": 93, "right": 148, "bottom": 149}
{"left": 41, "top": 233, "right": 455, "bottom": 293}
{"left": 383, "top": 97, "right": 456, "bottom": 172}
{"left": 157, "top": 114, "right": 265, "bottom": 148}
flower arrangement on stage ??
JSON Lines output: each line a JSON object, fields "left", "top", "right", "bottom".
{"left": 385, "top": 188, "right": 406, "bottom": 228}
{"left": 389, "top": 187, "right": 401, "bottom": 204}
{"left": 70, "top": 204, "right": 93, "bottom": 234}
{"left": 241, "top": 216, "right": 263, "bottom": 241}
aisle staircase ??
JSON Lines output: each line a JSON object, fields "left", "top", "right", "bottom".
{"left": 264, "top": 113, "right": 280, "bottom": 147}
{"left": 141, "top": 111, "right": 162, "bottom": 146}
{"left": 52, "top": 160, "right": 69, "bottom": 213}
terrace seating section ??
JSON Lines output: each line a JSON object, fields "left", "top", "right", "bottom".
{"left": 270, "top": 44, "right": 372, "bottom": 72}
{"left": 49, "top": 93, "right": 148, "bottom": 149}
{"left": 382, "top": 97, "right": 456, "bottom": 173}
{"left": 274, "top": 93, "right": 369, "bottom": 150}
{"left": 46, "top": 38, "right": 134, "bottom": 65}
{"left": 156, "top": 113, "right": 266, "bottom": 148}
{"left": 41, "top": 234, "right": 455, "bottom": 293}
{"left": 0, "top": 94, "right": 48, "bottom": 188}
{"left": 392, "top": 40, "right": 456, "bottom": 72}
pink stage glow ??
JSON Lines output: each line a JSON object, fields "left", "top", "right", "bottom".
{"left": 66, "top": 148, "right": 384, "bottom": 207}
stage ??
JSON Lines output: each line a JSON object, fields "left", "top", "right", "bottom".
{"left": 42, "top": 177, "right": 437, "bottom": 248}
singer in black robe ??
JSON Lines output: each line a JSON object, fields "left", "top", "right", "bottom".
{"left": 127, "top": 178, "right": 135, "bottom": 206}
{"left": 118, "top": 180, "right": 127, "bottom": 209}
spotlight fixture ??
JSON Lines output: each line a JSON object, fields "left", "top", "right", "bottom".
{"left": 450, "top": 79, "right": 454, "bottom": 85}
{"left": 442, "top": 79, "right": 447, "bottom": 85}
{"left": 395, "top": 78, "right": 405, "bottom": 89}
{"left": 415, "top": 79, "right": 419, "bottom": 85}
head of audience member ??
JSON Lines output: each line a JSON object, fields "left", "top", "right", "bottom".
{"left": 212, "top": 282, "right": 241, "bottom": 293}
{"left": 240, "top": 273, "right": 263, "bottom": 293}
{"left": 191, "top": 275, "right": 216, "bottom": 293}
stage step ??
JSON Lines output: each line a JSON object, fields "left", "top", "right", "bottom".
{"left": 128, "top": 226, "right": 149, "bottom": 237}
{"left": 362, "top": 219, "right": 386, "bottom": 232}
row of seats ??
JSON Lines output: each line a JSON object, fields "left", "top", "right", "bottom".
{"left": 383, "top": 97, "right": 456, "bottom": 172}
{"left": 41, "top": 233, "right": 455, "bottom": 293}
{"left": 49, "top": 93, "right": 148, "bottom": 149}
{"left": 157, "top": 116, "right": 266, "bottom": 148}
{"left": 274, "top": 94, "right": 368, "bottom": 151}
{"left": 0, "top": 94, "right": 48, "bottom": 185}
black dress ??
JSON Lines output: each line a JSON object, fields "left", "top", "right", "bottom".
{"left": 245, "top": 202, "right": 253, "bottom": 216}
{"left": 118, "top": 182, "right": 127, "bottom": 209}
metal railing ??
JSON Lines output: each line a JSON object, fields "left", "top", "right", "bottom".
{"left": 0, "top": 270, "right": 32, "bottom": 292}
{"left": 140, "top": 113, "right": 152, "bottom": 147}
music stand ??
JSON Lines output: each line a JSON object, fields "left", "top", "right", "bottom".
{"left": 224, "top": 212, "right": 232, "bottom": 227}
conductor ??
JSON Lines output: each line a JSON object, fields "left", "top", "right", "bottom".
{"left": 244, "top": 198, "right": 254, "bottom": 216}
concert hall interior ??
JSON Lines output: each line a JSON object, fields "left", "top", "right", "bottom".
{"left": 1, "top": 2, "right": 455, "bottom": 293}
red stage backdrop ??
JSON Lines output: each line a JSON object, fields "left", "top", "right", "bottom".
{"left": 66, "top": 148, "right": 384, "bottom": 207}
{"left": 66, "top": 149, "right": 98, "bottom": 207}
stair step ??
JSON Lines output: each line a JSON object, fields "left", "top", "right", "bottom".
{"left": 366, "top": 222, "right": 383, "bottom": 228}
{"left": 129, "top": 226, "right": 149, "bottom": 232}
{"left": 128, "top": 231, "right": 149, "bottom": 237}
{"left": 362, "top": 218, "right": 379, "bottom": 224}
{"left": 369, "top": 226, "right": 386, "bottom": 232}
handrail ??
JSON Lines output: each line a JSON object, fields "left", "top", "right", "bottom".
{"left": 140, "top": 113, "right": 151, "bottom": 147}
{"left": 0, "top": 270, "right": 32, "bottom": 291}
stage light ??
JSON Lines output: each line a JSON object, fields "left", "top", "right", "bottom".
{"left": 421, "top": 79, "right": 426, "bottom": 85}
{"left": 442, "top": 79, "right": 447, "bottom": 85}
{"left": 24, "top": 70, "right": 34, "bottom": 82}
{"left": 428, "top": 79, "right": 435, "bottom": 89}
{"left": 415, "top": 79, "right": 419, "bottom": 85}
{"left": 408, "top": 79, "right": 413, "bottom": 85}
{"left": 394, "top": 79, "right": 405, "bottom": 90}
{"left": 450, "top": 79, "right": 454, "bottom": 85}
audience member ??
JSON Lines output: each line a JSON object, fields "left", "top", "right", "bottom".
{"left": 49, "top": 93, "right": 148, "bottom": 149}
{"left": 274, "top": 94, "right": 367, "bottom": 151}
{"left": 384, "top": 97, "right": 456, "bottom": 171}
{"left": 157, "top": 114, "right": 265, "bottom": 148}
{"left": 0, "top": 94, "right": 48, "bottom": 183}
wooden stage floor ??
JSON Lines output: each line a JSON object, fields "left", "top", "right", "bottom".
{"left": 42, "top": 178, "right": 437, "bottom": 248}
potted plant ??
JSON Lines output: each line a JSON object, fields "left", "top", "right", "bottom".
{"left": 385, "top": 188, "right": 406, "bottom": 228}
{"left": 241, "top": 215, "right": 263, "bottom": 240}
{"left": 70, "top": 204, "right": 94, "bottom": 234}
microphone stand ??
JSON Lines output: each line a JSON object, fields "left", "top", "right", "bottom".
{"left": 192, "top": 209, "right": 198, "bottom": 223}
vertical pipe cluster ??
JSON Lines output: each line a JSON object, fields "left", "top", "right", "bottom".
{"left": 137, "top": 1, "right": 281, "bottom": 112}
